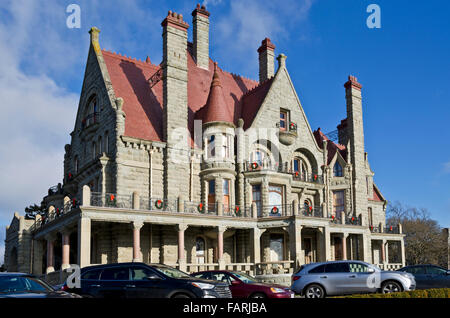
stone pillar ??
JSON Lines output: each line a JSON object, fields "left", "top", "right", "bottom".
{"left": 178, "top": 195, "right": 185, "bottom": 213}
{"left": 323, "top": 226, "right": 331, "bottom": 262}
{"left": 132, "top": 191, "right": 140, "bottom": 210}
{"left": 293, "top": 199, "right": 299, "bottom": 216}
{"left": 289, "top": 221, "right": 303, "bottom": 268}
{"left": 252, "top": 202, "right": 258, "bottom": 219}
{"left": 45, "top": 235, "right": 55, "bottom": 274}
{"left": 385, "top": 240, "right": 389, "bottom": 264}
{"left": 381, "top": 239, "right": 387, "bottom": 266}
{"left": 82, "top": 185, "right": 91, "bottom": 206}
{"left": 177, "top": 224, "right": 188, "bottom": 272}
{"left": 340, "top": 211, "right": 346, "bottom": 225}
{"left": 400, "top": 238, "right": 406, "bottom": 267}
{"left": 61, "top": 230, "right": 71, "bottom": 270}
{"left": 342, "top": 233, "right": 348, "bottom": 260}
{"left": 77, "top": 217, "right": 91, "bottom": 268}
{"left": 218, "top": 226, "right": 227, "bottom": 269}
{"left": 132, "top": 221, "right": 144, "bottom": 262}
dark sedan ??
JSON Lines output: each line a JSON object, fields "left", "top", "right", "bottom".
{"left": 64, "top": 262, "right": 231, "bottom": 298}
{"left": 397, "top": 265, "right": 450, "bottom": 289}
{"left": 0, "top": 273, "right": 79, "bottom": 298}
{"left": 191, "top": 270, "right": 294, "bottom": 298}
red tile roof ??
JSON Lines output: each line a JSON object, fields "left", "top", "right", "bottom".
{"left": 102, "top": 45, "right": 263, "bottom": 144}
{"left": 313, "top": 128, "right": 347, "bottom": 164}
{"left": 370, "top": 185, "right": 384, "bottom": 202}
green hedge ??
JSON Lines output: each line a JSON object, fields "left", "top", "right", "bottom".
{"left": 340, "top": 288, "right": 450, "bottom": 298}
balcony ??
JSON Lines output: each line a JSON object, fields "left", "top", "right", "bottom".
{"left": 244, "top": 161, "right": 324, "bottom": 184}
{"left": 369, "top": 224, "right": 401, "bottom": 234}
{"left": 329, "top": 212, "right": 362, "bottom": 226}
{"left": 278, "top": 122, "right": 298, "bottom": 146}
{"left": 300, "top": 206, "right": 323, "bottom": 218}
{"left": 31, "top": 199, "right": 80, "bottom": 231}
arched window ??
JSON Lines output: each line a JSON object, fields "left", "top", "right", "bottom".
{"left": 83, "top": 95, "right": 99, "bottom": 128}
{"left": 304, "top": 200, "right": 311, "bottom": 210}
{"left": 98, "top": 136, "right": 103, "bottom": 155}
{"left": 293, "top": 157, "right": 308, "bottom": 176}
{"left": 333, "top": 162, "right": 343, "bottom": 177}
{"left": 92, "top": 142, "right": 96, "bottom": 160}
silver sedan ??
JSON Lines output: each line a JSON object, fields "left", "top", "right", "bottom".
{"left": 291, "top": 261, "right": 415, "bottom": 298}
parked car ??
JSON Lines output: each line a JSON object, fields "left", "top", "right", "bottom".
{"left": 397, "top": 265, "right": 450, "bottom": 289}
{"left": 0, "top": 273, "right": 80, "bottom": 298}
{"left": 291, "top": 260, "right": 416, "bottom": 298}
{"left": 191, "top": 270, "right": 294, "bottom": 298}
{"left": 63, "top": 262, "right": 231, "bottom": 298}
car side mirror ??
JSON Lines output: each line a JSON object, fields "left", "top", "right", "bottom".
{"left": 446, "top": 271, "right": 450, "bottom": 276}
{"left": 367, "top": 268, "right": 376, "bottom": 273}
{"left": 231, "top": 280, "right": 241, "bottom": 285}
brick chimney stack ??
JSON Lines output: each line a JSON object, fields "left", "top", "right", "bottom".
{"left": 192, "top": 4, "right": 210, "bottom": 70}
{"left": 258, "top": 38, "right": 276, "bottom": 82}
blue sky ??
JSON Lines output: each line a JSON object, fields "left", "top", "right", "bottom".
{"left": 0, "top": 0, "right": 449, "bottom": 264}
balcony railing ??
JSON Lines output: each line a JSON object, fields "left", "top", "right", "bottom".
{"left": 32, "top": 199, "right": 79, "bottom": 231}
{"left": 139, "top": 197, "right": 178, "bottom": 213}
{"left": 261, "top": 204, "right": 293, "bottom": 217}
{"left": 244, "top": 161, "right": 323, "bottom": 184}
{"left": 369, "top": 225, "right": 401, "bottom": 234}
{"left": 329, "top": 212, "right": 362, "bottom": 226}
{"left": 300, "top": 206, "right": 323, "bottom": 218}
{"left": 91, "top": 192, "right": 133, "bottom": 209}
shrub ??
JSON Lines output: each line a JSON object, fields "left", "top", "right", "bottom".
{"left": 340, "top": 288, "right": 450, "bottom": 298}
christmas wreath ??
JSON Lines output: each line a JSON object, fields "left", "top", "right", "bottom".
{"left": 251, "top": 162, "right": 259, "bottom": 170}
{"left": 197, "top": 203, "right": 205, "bottom": 213}
{"left": 234, "top": 206, "right": 241, "bottom": 216}
{"left": 106, "top": 194, "right": 117, "bottom": 207}
{"left": 271, "top": 206, "right": 279, "bottom": 214}
{"left": 313, "top": 174, "right": 318, "bottom": 181}
{"left": 289, "top": 122, "right": 297, "bottom": 132}
{"left": 155, "top": 199, "right": 164, "bottom": 209}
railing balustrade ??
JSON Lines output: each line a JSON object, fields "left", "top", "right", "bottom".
{"left": 244, "top": 161, "right": 323, "bottom": 184}
{"left": 300, "top": 206, "right": 323, "bottom": 218}
{"left": 91, "top": 192, "right": 133, "bottom": 209}
{"left": 139, "top": 197, "right": 177, "bottom": 213}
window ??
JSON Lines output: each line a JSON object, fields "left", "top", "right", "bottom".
{"left": 100, "top": 267, "right": 130, "bottom": 280}
{"left": 221, "top": 134, "right": 232, "bottom": 159}
{"left": 349, "top": 262, "right": 371, "bottom": 273}
{"left": 196, "top": 237, "right": 206, "bottom": 264}
{"left": 426, "top": 266, "right": 447, "bottom": 275}
{"left": 105, "top": 132, "right": 109, "bottom": 154}
{"left": 404, "top": 266, "right": 426, "bottom": 275}
{"left": 74, "top": 156, "right": 79, "bottom": 174}
{"left": 83, "top": 96, "right": 98, "bottom": 128}
{"left": 206, "top": 135, "right": 215, "bottom": 158}
{"left": 81, "top": 269, "right": 102, "bottom": 280}
{"left": 269, "top": 185, "right": 283, "bottom": 216}
{"left": 293, "top": 157, "right": 308, "bottom": 178}
{"left": 92, "top": 142, "right": 97, "bottom": 160}
{"left": 309, "top": 264, "right": 326, "bottom": 274}
{"left": 333, "top": 191, "right": 345, "bottom": 215}
{"left": 252, "top": 185, "right": 262, "bottom": 216}
{"left": 304, "top": 200, "right": 311, "bottom": 211}
{"left": 210, "top": 273, "right": 234, "bottom": 285}
{"left": 131, "top": 267, "right": 156, "bottom": 281}
{"left": 208, "top": 180, "right": 215, "bottom": 212}
{"left": 280, "top": 110, "right": 288, "bottom": 131}
{"left": 223, "top": 179, "right": 230, "bottom": 212}
{"left": 368, "top": 208, "right": 373, "bottom": 227}
{"left": 324, "top": 263, "right": 350, "bottom": 273}
{"left": 333, "top": 162, "right": 343, "bottom": 177}
{"left": 98, "top": 136, "right": 103, "bottom": 155}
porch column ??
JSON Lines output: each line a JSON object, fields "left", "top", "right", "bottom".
{"left": 324, "top": 227, "right": 331, "bottom": 261}
{"left": 342, "top": 233, "right": 348, "bottom": 260}
{"left": 45, "top": 235, "right": 55, "bottom": 274}
{"left": 132, "top": 221, "right": 144, "bottom": 262}
{"left": 400, "top": 238, "right": 406, "bottom": 267}
{"left": 178, "top": 224, "right": 188, "bottom": 272}
{"left": 362, "top": 234, "right": 371, "bottom": 262}
{"left": 77, "top": 217, "right": 91, "bottom": 268}
{"left": 381, "top": 239, "right": 387, "bottom": 266}
{"left": 218, "top": 226, "right": 227, "bottom": 269}
{"left": 385, "top": 240, "right": 389, "bottom": 264}
{"left": 289, "top": 221, "right": 303, "bottom": 268}
{"left": 61, "top": 230, "right": 71, "bottom": 270}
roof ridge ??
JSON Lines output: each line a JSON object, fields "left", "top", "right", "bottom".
{"left": 242, "top": 76, "right": 274, "bottom": 97}
{"left": 102, "top": 49, "right": 159, "bottom": 68}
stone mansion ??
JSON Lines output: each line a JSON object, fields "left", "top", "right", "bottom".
{"left": 5, "top": 4, "right": 405, "bottom": 283}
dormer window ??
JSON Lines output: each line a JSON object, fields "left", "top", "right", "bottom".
{"left": 333, "top": 162, "right": 343, "bottom": 177}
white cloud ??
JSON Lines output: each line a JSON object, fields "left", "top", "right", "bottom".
{"left": 211, "top": 0, "right": 314, "bottom": 77}
{"left": 444, "top": 162, "right": 450, "bottom": 174}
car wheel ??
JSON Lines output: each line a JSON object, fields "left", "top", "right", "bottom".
{"left": 381, "top": 281, "right": 402, "bottom": 294}
{"left": 304, "top": 284, "right": 325, "bottom": 299}
{"left": 172, "top": 293, "right": 191, "bottom": 299}
{"left": 250, "top": 293, "right": 266, "bottom": 299}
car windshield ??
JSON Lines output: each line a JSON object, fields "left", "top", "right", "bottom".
{"left": 231, "top": 272, "right": 257, "bottom": 284}
{"left": 151, "top": 265, "right": 191, "bottom": 278}
{"left": 0, "top": 276, "right": 53, "bottom": 294}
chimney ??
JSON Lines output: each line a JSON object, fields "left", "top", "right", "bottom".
{"left": 161, "top": 11, "right": 190, "bottom": 200}
{"left": 258, "top": 38, "right": 276, "bottom": 82}
{"left": 192, "top": 4, "right": 210, "bottom": 70}
{"left": 344, "top": 75, "right": 367, "bottom": 220}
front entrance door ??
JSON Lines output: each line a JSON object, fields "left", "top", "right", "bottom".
{"left": 334, "top": 237, "right": 343, "bottom": 261}
{"left": 270, "top": 235, "right": 284, "bottom": 261}
{"left": 303, "top": 238, "right": 313, "bottom": 264}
